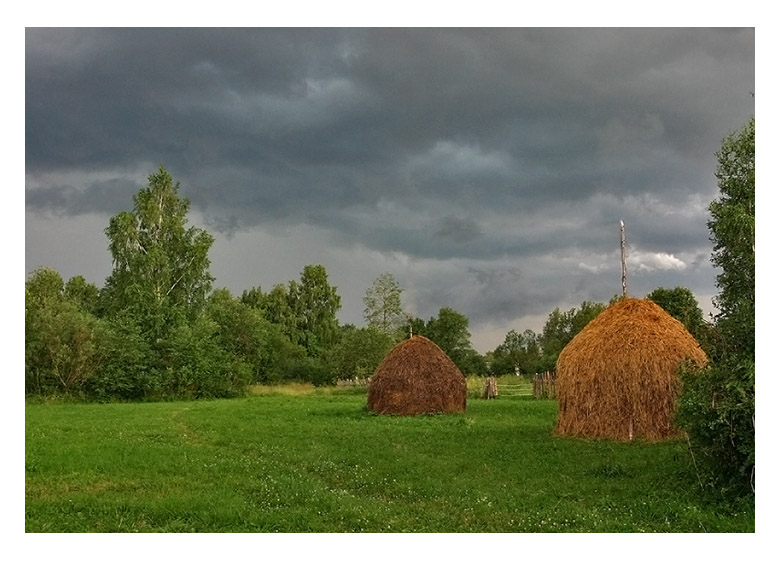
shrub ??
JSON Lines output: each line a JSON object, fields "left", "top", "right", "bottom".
{"left": 278, "top": 355, "right": 334, "bottom": 387}
{"left": 86, "top": 317, "right": 157, "bottom": 401}
{"left": 161, "top": 316, "right": 251, "bottom": 398}
{"left": 676, "top": 358, "right": 755, "bottom": 495}
{"left": 25, "top": 297, "right": 102, "bottom": 397}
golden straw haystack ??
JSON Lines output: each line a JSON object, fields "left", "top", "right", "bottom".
{"left": 368, "top": 335, "right": 467, "bottom": 416}
{"left": 555, "top": 298, "right": 707, "bottom": 441}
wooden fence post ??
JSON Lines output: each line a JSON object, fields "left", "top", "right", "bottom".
{"left": 482, "top": 376, "right": 498, "bottom": 399}
{"left": 533, "top": 371, "right": 556, "bottom": 399}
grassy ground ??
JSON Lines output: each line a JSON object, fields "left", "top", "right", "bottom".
{"left": 25, "top": 390, "right": 754, "bottom": 532}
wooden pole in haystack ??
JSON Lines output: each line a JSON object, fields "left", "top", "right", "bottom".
{"left": 620, "top": 220, "right": 627, "bottom": 298}
{"left": 620, "top": 220, "right": 630, "bottom": 437}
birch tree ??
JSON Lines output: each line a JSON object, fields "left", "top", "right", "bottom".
{"left": 363, "top": 273, "right": 405, "bottom": 335}
{"left": 102, "top": 165, "right": 214, "bottom": 340}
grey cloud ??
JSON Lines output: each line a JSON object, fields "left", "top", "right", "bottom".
{"left": 25, "top": 28, "right": 753, "bottom": 350}
{"left": 434, "top": 215, "right": 484, "bottom": 244}
{"left": 25, "top": 176, "right": 143, "bottom": 216}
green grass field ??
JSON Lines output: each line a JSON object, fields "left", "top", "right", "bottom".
{"left": 25, "top": 389, "right": 754, "bottom": 532}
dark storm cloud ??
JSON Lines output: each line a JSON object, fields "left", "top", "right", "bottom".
{"left": 25, "top": 28, "right": 754, "bottom": 349}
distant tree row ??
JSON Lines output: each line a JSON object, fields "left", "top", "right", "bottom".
{"left": 486, "top": 289, "right": 710, "bottom": 378}
{"left": 25, "top": 166, "right": 492, "bottom": 400}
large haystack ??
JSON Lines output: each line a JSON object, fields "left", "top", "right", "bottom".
{"left": 368, "top": 335, "right": 467, "bottom": 415}
{"left": 555, "top": 298, "right": 707, "bottom": 441}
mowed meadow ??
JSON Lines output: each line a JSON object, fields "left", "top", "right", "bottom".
{"left": 25, "top": 387, "right": 754, "bottom": 533}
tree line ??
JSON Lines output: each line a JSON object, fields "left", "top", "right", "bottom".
{"left": 23, "top": 166, "right": 723, "bottom": 399}
{"left": 24, "top": 166, "right": 487, "bottom": 399}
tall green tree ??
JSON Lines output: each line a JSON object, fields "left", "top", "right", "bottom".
{"left": 64, "top": 275, "right": 100, "bottom": 314}
{"left": 491, "top": 329, "right": 540, "bottom": 376}
{"left": 288, "top": 264, "right": 342, "bottom": 357}
{"left": 424, "top": 307, "right": 471, "bottom": 359}
{"left": 327, "top": 325, "right": 395, "bottom": 380}
{"left": 709, "top": 116, "right": 755, "bottom": 355}
{"left": 676, "top": 116, "right": 755, "bottom": 496}
{"left": 363, "top": 273, "right": 405, "bottom": 335}
{"left": 206, "top": 288, "right": 305, "bottom": 385}
{"left": 102, "top": 165, "right": 214, "bottom": 341}
{"left": 240, "top": 285, "right": 267, "bottom": 310}
{"left": 262, "top": 283, "right": 298, "bottom": 339}
{"left": 420, "top": 307, "right": 484, "bottom": 375}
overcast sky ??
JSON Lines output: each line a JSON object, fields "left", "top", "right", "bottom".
{"left": 25, "top": 27, "right": 755, "bottom": 352}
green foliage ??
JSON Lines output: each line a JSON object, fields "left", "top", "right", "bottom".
{"left": 26, "top": 268, "right": 102, "bottom": 396}
{"left": 26, "top": 267, "right": 65, "bottom": 305}
{"left": 289, "top": 264, "right": 342, "bottom": 357}
{"left": 416, "top": 307, "right": 485, "bottom": 375}
{"left": 86, "top": 317, "right": 156, "bottom": 401}
{"left": 63, "top": 275, "right": 100, "bottom": 314}
{"left": 422, "top": 307, "right": 470, "bottom": 357}
{"left": 279, "top": 355, "right": 334, "bottom": 386}
{"left": 363, "top": 273, "right": 405, "bottom": 335}
{"left": 248, "top": 266, "right": 343, "bottom": 358}
{"left": 456, "top": 348, "right": 489, "bottom": 376}
{"left": 160, "top": 315, "right": 249, "bottom": 398}
{"left": 490, "top": 329, "right": 540, "bottom": 376}
{"left": 677, "top": 358, "right": 755, "bottom": 496}
{"left": 402, "top": 317, "right": 427, "bottom": 341}
{"left": 676, "top": 116, "right": 755, "bottom": 496}
{"left": 102, "top": 165, "right": 214, "bottom": 341}
{"left": 261, "top": 283, "right": 299, "bottom": 341}
{"left": 709, "top": 117, "right": 755, "bottom": 356}
{"left": 240, "top": 285, "right": 266, "bottom": 309}
{"left": 327, "top": 325, "right": 395, "bottom": 380}
{"left": 205, "top": 288, "right": 306, "bottom": 385}
{"left": 538, "top": 301, "right": 606, "bottom": 371}
{"left": 25, "top": 298, "right": 102, "bottom": 396}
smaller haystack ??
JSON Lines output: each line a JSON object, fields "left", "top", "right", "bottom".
{"left": 368, "top": 335, "right": 467, "bottom": 415}
{"left": 555, "top": 298, "right": 708, "bottom": 441}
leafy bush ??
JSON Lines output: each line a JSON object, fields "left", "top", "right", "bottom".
{"left": 25, "top": 300, "right": 102, "bottom": 396}
{"left": 85, "top": 317, "right": 157, "bottom": 401}
{"left": 326, "top": 326, "right": 394, "bottom": 381}
{"left": 676, "top": 358, "right": 754, "bottom": 495}
{"left": 26, "top": 269, "right": 104, "bottom": 397}
{"left": 277, "top": 355, "right": 334, "bottom": 386}
{"left": 160, "top": 316, "right": 251, "bottom": 398}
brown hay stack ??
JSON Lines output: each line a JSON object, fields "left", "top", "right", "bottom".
{"left": 368, "top": 335, "right": 467, "bottom": 415}
{"left": 555, "top": 298, "right": 707, "bottom": 441}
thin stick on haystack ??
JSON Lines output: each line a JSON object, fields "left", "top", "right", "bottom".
{"left": 620, "top": 220, "right": 627, "bottom": 297}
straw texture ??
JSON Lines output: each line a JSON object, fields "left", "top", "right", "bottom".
{"left": 368, "top": 335, "right": 467, "bottom": 415}
{"left": 555, "top": 298, "right": 708, "bottom": 441}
